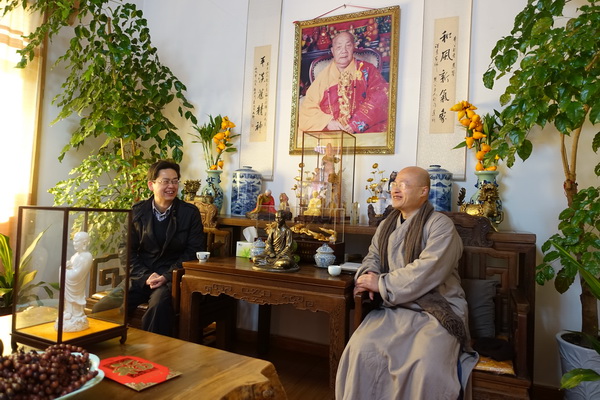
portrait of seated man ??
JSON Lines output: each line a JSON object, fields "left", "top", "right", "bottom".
{"left": 298, "top": 31, "right": 389, "bottom": 135}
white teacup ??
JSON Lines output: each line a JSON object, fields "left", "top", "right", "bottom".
{"left": 196, "top": 251, "right": 211, "bottom": 262}
{"left": 328, "top": 265, "right": 342, "bottom": 277}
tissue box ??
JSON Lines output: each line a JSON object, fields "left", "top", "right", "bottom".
{"left": 236, "top": 241, "right": 253, "bottom": 258}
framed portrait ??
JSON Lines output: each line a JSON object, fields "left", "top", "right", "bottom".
{"left": 289, "top": 6, "right": 400, "bottom": 155}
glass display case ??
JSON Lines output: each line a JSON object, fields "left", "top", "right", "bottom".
{"left": 297, "top": 130, "right": 356, "bottom": 223}
{"left": 11, "top": 206, "right": 131, "bottom": 350}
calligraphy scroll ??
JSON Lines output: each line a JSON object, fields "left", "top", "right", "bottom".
{"left": 250, "top": 45, "right": 271, "bottom": 142}
{"left": 416, "top": 0, "right": 472, "bottom": 180}
{"left": 429, "top": 17, "right": 458, "bottom": 133}
{"left": 240, "top": 0, "right": 282, "bottom": 180}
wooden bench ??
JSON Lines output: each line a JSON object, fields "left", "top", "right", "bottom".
{"left": 354, "top": 212, "right": 534, "bottom": 400}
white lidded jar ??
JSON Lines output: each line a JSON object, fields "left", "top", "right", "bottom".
{"left": 231, "top": 166, "right": 262, "bottom": 216}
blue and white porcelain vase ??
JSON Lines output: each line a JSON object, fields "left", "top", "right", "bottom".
{"left": 201, "top": 169, "right": 224, "bottom": 213}
{"left": 427, "top": 165, "right": 453, "bottom": 212}
{"left": 231, "top": 166, "right": 262, "bottom": 216}
{"left": 314, "top": 243, "right": 336, "bottom": 269}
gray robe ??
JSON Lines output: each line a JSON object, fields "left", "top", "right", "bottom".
{"left": 336, "top": 212, "right": 478, "bottom": 400}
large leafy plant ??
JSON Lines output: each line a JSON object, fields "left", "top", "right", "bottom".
{"left": 1, "top": 0, "right": 198, "bottom": 247}
{"left": 0, "top": 233, "right": 58, "bottom": 308}
{"left": 483, "top": 0, "right": 600, "bottom": 335}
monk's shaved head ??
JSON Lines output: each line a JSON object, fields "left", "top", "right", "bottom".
{"left": 391, "top": 166, "right": 431, "bottom": 218}
{"left": 332, "top": 31, "right": 355, "bottom": 47}
{"left": 400, "top": 166, "right": 430, "bottom": 188}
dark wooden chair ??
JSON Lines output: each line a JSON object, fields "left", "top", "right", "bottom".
{"left": 86, "top": 199, "right": 236, "bottom": 344}
{"left": 353, "top": 212, "right": 534, "bottom": 400}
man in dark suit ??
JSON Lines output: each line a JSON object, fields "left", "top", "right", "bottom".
{"left": 128, "top": 160, "right": 204, "bottom": 336}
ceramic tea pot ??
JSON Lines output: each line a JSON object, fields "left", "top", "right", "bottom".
{"left": 250, "top": 238, "right": 266, "bottom": 258}
{"left": 314, "top": 243, "right": 336, "bottom": 268}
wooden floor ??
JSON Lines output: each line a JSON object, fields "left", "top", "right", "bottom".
{"left": 233, "top": 340, "right": 331, "bottom": 400}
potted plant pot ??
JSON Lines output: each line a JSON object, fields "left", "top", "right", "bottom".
{"left": 557, "top": 331, "right": 600, "bottom": 399}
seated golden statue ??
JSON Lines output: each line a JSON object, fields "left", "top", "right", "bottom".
{"left": 304, "top": 191, "right": 322, "bottom": 216}
{"left": 251, "top": 210, "right": 298, "bottom": 272}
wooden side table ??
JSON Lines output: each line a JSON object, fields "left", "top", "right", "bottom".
{"left": 179, "top": 257, "right": 354, "bottom": 393}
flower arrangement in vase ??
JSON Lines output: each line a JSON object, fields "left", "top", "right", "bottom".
{"left": 451, "top": 100, "right": 505, "bottom": 226}
{"left": 450, "top": 101, "right": 502, "bottom": 171}
{"left": 190, "top": 115, "right": 239, "bottom": 171}
{"left": 189, "top": 115, "right": 238, "bottom": 211}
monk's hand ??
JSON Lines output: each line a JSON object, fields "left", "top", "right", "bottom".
{"left": 326, "top": 119, "right": 345, "bottom": 131}
{"left": 354, "top": 272, "right": 379, "bottom": 299}
{"left": 341, "top": 123, "right": 354, "bottom": 134}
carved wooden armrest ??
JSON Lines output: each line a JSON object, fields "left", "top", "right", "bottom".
{"left": 172, "top": 268, "right": 185, "bottom": 315}
{"left": 510, "top": 288, "right": 530, "bottom": 379}
{"left": 354, "top": 292, "right": 380, "bottom": 331}
{"left": 98, "top": 267, "right": 122, "bottom": 287}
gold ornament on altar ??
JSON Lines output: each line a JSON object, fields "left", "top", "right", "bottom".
{"left": 457, "top": 185, "right": 504, "bottom": 227}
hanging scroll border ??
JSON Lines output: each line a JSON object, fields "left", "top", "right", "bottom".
{"left": 416, "top": 0, "right": 472, "bottom": 181}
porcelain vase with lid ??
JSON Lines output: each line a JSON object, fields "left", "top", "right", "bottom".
{"left": 314, "top": 243, "right": 336, "bottom": 268}
{"left": 231, "top": 166, "right": 262, "bottom": 216}
{"left": 427, "top": 165, "right": 453, "bottom": 212}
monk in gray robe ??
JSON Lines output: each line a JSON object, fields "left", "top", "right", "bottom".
{"left": 336, "top": 166, "right": 478, "bottom": 399}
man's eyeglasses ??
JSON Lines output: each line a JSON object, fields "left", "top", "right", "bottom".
{"left": 389, "top": 181, "right": 424, "bottom": 191}
{"left": 154, "top": 179, "right": 180, "bottom": 186}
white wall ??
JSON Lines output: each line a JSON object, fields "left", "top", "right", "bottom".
{"left": 33, "top": 0, "right": 600, "bottom": 388}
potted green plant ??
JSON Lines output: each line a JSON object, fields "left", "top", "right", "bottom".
{"left": 1, "top": 1, "right": 198, "bottom": 247}
{"left": 483, "top": 0, "right": 599, "bottom": 395}
{"left": 0, "top": 233, "right": 58, "bottom": 315}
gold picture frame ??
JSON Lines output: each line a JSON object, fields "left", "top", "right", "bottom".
{"left": 289, "top": 6, "right": 400, "bottom": 155}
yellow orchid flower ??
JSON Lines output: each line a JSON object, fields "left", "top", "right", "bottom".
{"left": 450, "top": 100, "right": 500, "bottom": 171}
{"left": 191, "top": 114, "right": 238, "bottom": 171}
{"left": 465, "top": 137, "right": 475, "bottom": 148}
{"left": 472, "top": 131, "right": 487, "bottom": 140}
{"left": 449, "top": 102, "right": 464, "bottom": 112}
{"left": 469, "top": 119, "right": 483, "bottom": 131}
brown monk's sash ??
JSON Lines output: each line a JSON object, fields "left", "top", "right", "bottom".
{"left": 378, "top": 203, "right": 467, "bottom": 347}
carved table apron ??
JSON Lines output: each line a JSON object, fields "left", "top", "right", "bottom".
{"left": 180, "top": 257, "right": 354, "bottom": 392}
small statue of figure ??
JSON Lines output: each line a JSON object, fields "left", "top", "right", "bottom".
{"left": 319, "top": 227, "right": 337, "bottom": 243}
{"left": 246, "top": 189, "right": 277, "bottom": 219}
{"left": 56, "top": 231, "right": 93, "bottom": 332}
{"left": 304, "top": 191, "right": 322, "bottom": 216}
{"left": 183, "top": 179, "right": 201, "bottom": 201}
{"left": 278, "top": 192, "right": 293, "bottom": 221}
{"left": 251, "top": 210, "right": 298, "bottom": 272}
{"left": 279, "top": 192, "right": 290, "bottom": 212}
{"left": 290, "top": 223, "right": 337, "bottom": 243}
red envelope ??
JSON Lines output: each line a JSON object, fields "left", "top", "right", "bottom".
{"left": 99, "top": 355, "right": 182, "bottom": 391}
